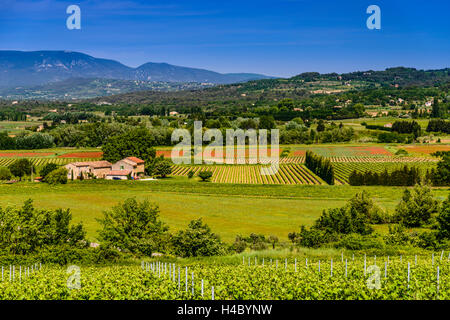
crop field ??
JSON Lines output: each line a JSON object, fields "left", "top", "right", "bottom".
{"left": 171, "top": 155, "right": 437, "bottom": 186}
{"left": 0, "top": 121, "right": 43, "bottom": 135}
{"left": 171, "top": 164, "right": 325, "bottom": 185}
{"left": 1, "top": 254, "right": 449, "bottom": 300}
{"left": 0, "top": 157, "right": 99, "bottom": 171}
{"left": 291, "top": 146, "right": 392, "bottom": 157}
{"left": 400, "top": 145, "right": 450, "bottom": 155}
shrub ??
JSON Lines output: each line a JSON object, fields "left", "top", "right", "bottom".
{"left": 335, "top": 234, "right": 385, "bottom": 250}
{"left": 0, "top": 167, "right": 12, "bottom": 180}
{"left": 230, "top": 235, "right": 247, "bottom": 253}
{"left": 40, "top": 163, "right": 59, "bottom": 179}
{"left": 98, "top": 198, "right": 169, "bottom": 256}
{"left": 384, "top": 225, "right": 412, "bottom": 246}
{"left": 394, "top": 185, "right": 439, "bottom": 227}
{"left": 8, "top": 158, "right": 34, "bottom": 181}
{"left": 43, "top": 167, "right": 68, "bottom": 184}
{"left": 437, "top": 195, "right": 450, "bottom": 240}
{"left": 187, "top": 170, "right": 195, "bottom": 179}
{"left": 0, "top": 199, "right": 88, "bottom": 255}
{"left": 171, "top": 219, "right": 225, "bottom": 257}
{"left": 295, "top": 226, "right": 334, "bottom": 248}
{"left": 198, "top": 170, "right": 213, "bottom": 182}
{"left": 152, "top": 159, "right": 172, "bottom": 178}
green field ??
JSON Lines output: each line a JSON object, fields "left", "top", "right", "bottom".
{"left": 0, "top": 178, "right": 447, "bottom": 243}
{"left": 0, "top": 121, "right": 43, "bottom": 135}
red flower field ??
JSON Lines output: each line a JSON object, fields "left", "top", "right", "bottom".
{"left": 0, "top": 152, "right": 54, "bottom": 157}
{"left": 58, "top": 152, "right": 103, "bottom": 158}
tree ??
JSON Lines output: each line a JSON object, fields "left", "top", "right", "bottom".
{"left": 40, "top": 163, "right": 59, "bottom": 179}
{"left": 152, "top": 159, "right": 172, "bottom": 178}
{"left": 102, "top": 128, "right": 156, "bottom": 165}
{"left": 431, "top": 99, "right": 443, "bottom": 118}
{"left": 427, "top": 154, "right": 450, "bottom": 186}
{"left": 268, "top": 235, "right": 278, "bottom": 249}
{"left": 0, "top": 131, "right": 15, "bottom": 150}
{"left": 348, "top": 191, "right": 386, "bottom": 224}
{"left": 437, "top": 195, "right": 450, "bottom": 240}
{"left": 0, "top": 199, "right": 87, "bottom": 254}
{"left": 44, "top": 167, "right": 68, "bottom": 185}
{"left": 171, "top": 219, "right": 225, "bottom": 257}
{"left": 316, "top": 120, "right": 325, "bottom": 132}
{"left": 0, "top": 167, "right": 12, "bottom": 180}
{"left": 395, "top": 185, "right": 439, "bottom": 227}
{"left": 9, "top": 159, "right": 34, "bottom": 181}
{"left": 198, "top": 170, "right": 213, "bottom": 182}
{"left": 259, "top": 115, "right": 276, "bottom": 130}
{"left": 98, "top": 198, "right": 169, "bottom": 256}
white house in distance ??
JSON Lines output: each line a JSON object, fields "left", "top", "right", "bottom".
{"left": 65, "top": 157, "right": 145, "bottom": 180}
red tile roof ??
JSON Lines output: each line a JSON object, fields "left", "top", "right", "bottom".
{"left": 126, "top": 157, "right": 145, "bottom": 164}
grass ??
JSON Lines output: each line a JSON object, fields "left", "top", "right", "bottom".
{"left": 0, "top": 177, "right": 447, "bottom": 243}
{"left": 0, "top": 121, "right": 43, "bottom": 135}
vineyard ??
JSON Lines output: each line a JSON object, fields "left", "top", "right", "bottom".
{"left": 0, "top": 157, "right": 99, "bottom": 171}
{"left": 1, "top": 254, "right": 449, "bottom": 299}
{"left": 171, "top": 164, "right": 325, "bottom": 185}
{"left": 171, "top": 155, "right": 436, "bottom": 185}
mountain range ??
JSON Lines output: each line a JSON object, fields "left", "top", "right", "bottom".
{"left": 0, "top": 50, "right": 273, "bottom": 89}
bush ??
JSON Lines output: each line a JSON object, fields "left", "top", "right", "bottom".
{"left": 295, "top": 226, "right": 334, "bottom": 248}
{"left": 384, "top": 225, "right": 412, "bottom": 246}
{"left": 336, "top": 234, "right": 385, "bottom": 250}
{"left": 152, "top": 159, "right": 172, "bottom": 178}
{"left": 8, "top": 158, "right": 34, "bottom": 181}
{"left": 437, "top": 195, "right": 450, "bottom": 240}
{"left": 40, "top": 163, "right": 59, "bottom": 179}
{"left": 98, "top": 198, "right": 169, "bottom": 256}
{"left": 230, "top": 235, "right": 247, "bottom": 253}
{"left": 0, "top": 199, "right": 88, "bottom": 255}
{"left": 0, "top": 167, "right": 12, "bottom": 180}
{"left": 43, "top": 167, "right": 68, "bottom": 184}
{"left": 198, "top": 170, "right": 213, "bottom": 182}
{"left": 171, "top": 218, "right": 225, "bottom": 257}
{"left": 187, "top": 170, "right": 195, "bottom": 179}
{"left": 394, "top": 185, "right": 439, "bottom": 227}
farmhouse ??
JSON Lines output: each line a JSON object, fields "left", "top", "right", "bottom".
{"left": 66, "top": 157, "right": 145, "bottom": 180}
{"left": 112, "top": 157, "right": 145, "bottom": 179}
{"left": 65, "top": 161, "right": 112, "bottom": 180}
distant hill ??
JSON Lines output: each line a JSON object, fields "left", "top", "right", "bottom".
{"left": 89, "top": 67, "right": 449, "bottom": 105}
{"left": 0, "top": 78, "right": 214, "bottom": 100}
{"left": 0, "top": 50, "right": 273, "bottom": 89}
{"left": 290, "top": 67, "right": 450, "bottom": 87}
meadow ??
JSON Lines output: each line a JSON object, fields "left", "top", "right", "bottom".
{"left": 0, "top": 179, "right": 448, "bottom": 243}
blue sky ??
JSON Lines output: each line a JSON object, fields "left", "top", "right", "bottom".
{"left": 0, "top": 0, "right": 448, "bottom": 77}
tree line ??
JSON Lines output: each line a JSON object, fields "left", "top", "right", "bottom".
{"left": 304, "top": 151, "right": 334, "bottom": 185}
{"left": 348, "top": 166, "right": 422, "bottom": 186}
